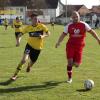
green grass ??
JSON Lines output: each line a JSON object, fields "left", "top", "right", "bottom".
{"left": 0, "top": 25, "right": 100, "bottom": 100}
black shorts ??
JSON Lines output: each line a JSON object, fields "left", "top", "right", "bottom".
{"left": 51, "top": 23, "right": 54, "bottom": 26}
{"left": 15, "top": 32, "right": 22, "bottom": 38}
{"left": 24, "top": 44, "right": 41, "bottom": 62}
{"left": 4, "top": 25, "right": 8, "bottom": 27}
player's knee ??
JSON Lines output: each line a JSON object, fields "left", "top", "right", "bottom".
{"left": 17, "top": 67, "right": 21, "bottom": 70}
{"left": 68, "top": 62, "right": 74, "bottom": 67}
{"left": 21, "top": 60, "right": 26, "bottom": 64}
{"left": 74, "top": 63, "right": 80, "bottom": 67}
{"left": 67, "top": 66, "right": 72, "bottom": 71}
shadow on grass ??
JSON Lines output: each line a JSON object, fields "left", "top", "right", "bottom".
{"left": 0, "top": 80, "right": 65, "bottom": 93}
{"left": 76, "top": 89, "right": 91, "bottom": 92}
{"left": 0, "top": 46, "right": 14, "bottom": 48}
{"left": 0, "top": 76, "right": 27, "bottom": 86}
{"left": 0, "top": 79, "right": 14, "bottom": 86}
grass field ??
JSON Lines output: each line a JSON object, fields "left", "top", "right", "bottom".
{"left": 0, "top": 25, "right": 100, "bottom": 100}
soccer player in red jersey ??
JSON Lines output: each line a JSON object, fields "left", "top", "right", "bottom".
{"left": 55, "top": 11, "right": 100, "bottom": 83}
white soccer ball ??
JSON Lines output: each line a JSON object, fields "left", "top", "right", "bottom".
{"left": 84, "top": 79, "right": 94, "bottom": 90}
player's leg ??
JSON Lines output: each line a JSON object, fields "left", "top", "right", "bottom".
{"left": 11, "top": 53, "right": 29, "bottom": 80}
{"left": 15, "top": 32, "right": 22, "bottom": 47}
{"left": 26, "top": 59, "right": 35, "bottom": 72}
{"left": 16, "top": 38, "right": 20, "bottom": 46}
{"left": 5, "top": 25, "right": 7, "bottom": 30}
{"left": 73, "top": 47, "right": 84, "bottom": 67}
{"left": 67, "top": 58, "right": 74, "bottom": 83}
{"left": 17, "top": 33, "right": 22, "bottom": 46}
{"left": 6, "top": 25, "right": 8, "bottom": 30}
{"left": 26, "top": 48, "right": 41, "bottom": 72}
{"left": 66, "top": 44, "right": 74, "bottom": 83}
{"left": 15, "top": 32, "right": 19, "bottom": 46}
{"left": 11, "top": 44, "right": 30, "bottom": 80}
{"left": 17, "top": 36, "right": 21, "bottom": 46}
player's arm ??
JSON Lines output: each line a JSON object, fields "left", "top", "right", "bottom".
{"left": 21, "top": 25, "right": 29, "bottom": 35}
{"left": 55, "top": 32, "right": 67, "bottom": 48}
{"left": 55, "top": 25, "right": 68, "bottom": 48}
{"left": 85, "top": 22, "right": 100, "bottom": 45}
{"left": 88, "top": 29, "right": 100, "bottom": 45}
{"left": 40, "top": 31, "right": 50, "bottom": 39}
{"left": 39, "top": 24, "right": 50, "bottom": 39}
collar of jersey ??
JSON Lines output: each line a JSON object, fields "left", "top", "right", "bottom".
{"left": 32, "top": 23, "right": 38, "bottom": 27}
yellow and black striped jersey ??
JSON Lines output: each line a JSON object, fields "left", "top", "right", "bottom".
{"left": 13, "top": 20, "right": 23, "bottom": 32}
{"left": 22, "top": 23, "right": 49, "bottom": 50}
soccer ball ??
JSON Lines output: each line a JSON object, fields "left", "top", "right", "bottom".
{"left": 84, "top": 79, "right": 94, "bottom": 90}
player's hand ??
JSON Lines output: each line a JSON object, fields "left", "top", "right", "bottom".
{"left": 39, "top": 35, "right": 44, "bottom": 39}
{"left": 55, "top": 43, "right": 60, "bottom": 48}
{"left": 97, "top": 39, "right": 100, "bottom": 45}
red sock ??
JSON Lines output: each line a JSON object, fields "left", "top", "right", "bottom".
{"left": 67, "top": 65, "right": 72, "bottom": 79}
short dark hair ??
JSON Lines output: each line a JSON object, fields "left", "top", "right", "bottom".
{"left": 16, "top": 17, "right": 19, "bottom": 20}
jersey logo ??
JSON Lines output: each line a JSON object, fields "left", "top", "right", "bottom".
{"left": 74, "top": 29, "right": 80, "bottom": 35}
{"left": 29, "top": 31, "right": 43, "bottom": 37}
{"left": 15, "top": 25, "right": 21, "bottom": 28}
{"left": 25, "top": 49, "right": 30, "bottom": 54}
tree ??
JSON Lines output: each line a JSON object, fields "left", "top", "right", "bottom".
{"left": 26, "top": 0, "right": 47, "bottom": 9}
{"left": 0, "top": 0, "right": 11, "bottom": 7}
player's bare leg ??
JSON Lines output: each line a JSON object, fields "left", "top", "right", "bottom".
{"left": 11, "top": 53, "right": 29, "bottom": 80}
{"left": 5, "top": 25, "right": 7, "bottom": 30}
{"left": 67, "top": 59, "right": 74, "bottom": 83}
{"left": 26, "top": 60, "right": 35, "bottom": 72}
{"left": 73, "top": 62, "right": 80, "bottom": 68}
{"left": 16, "top": 36, "right": 21, "bottom": 47}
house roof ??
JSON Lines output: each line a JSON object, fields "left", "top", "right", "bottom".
{"left": 91, "top": 5, "right": 100, "bottom": 13}
{"left": 64, "top": 5, "right": 85, "bottom": 17}
{"left": 57, "top": 5, "right": 89, "bottom": 18}
{"left": 45, "top": 0, "right": 58, "bottom": 9}
{"left": 66, "top": 5, "right": 84, "bottom": 11}
{"left": 9, "top": 0, "right": 58, "bottom": 9}
{"left": 10, "top": 0, "right": 26, "bottom": 6}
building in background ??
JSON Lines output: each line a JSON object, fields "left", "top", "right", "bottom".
{"left": 0, "top": 6, "right": 26, "bottom": 24}
{"left": 56, "top": 4, "right": 90, "bottom": 24}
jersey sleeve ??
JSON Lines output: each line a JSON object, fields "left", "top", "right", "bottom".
{"left": 63, "top": 25, "right": 68, "bottom": 34}
{"left": 21, "top": 25, "right": 29, "bottom": 34}
{"left": 20, "top": 22, "right": 23, "bottom": 26}
{"left": 41, "top": 24, "right": 49, "bottom": 33}
{"left": 84, "top": 22, "right": 91, "bottom": 31}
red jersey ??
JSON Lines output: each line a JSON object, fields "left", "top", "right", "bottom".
{"left": 64, "top": 21, "right": 91, "bottom": 46}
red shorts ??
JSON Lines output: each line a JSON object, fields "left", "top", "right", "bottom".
{"left": 66, "top": 43, "right": 84, "bottom": 65}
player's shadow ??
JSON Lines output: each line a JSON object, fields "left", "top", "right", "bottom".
{"left": 0, "top": 79, "right": 14, "bottom": 86}
{"left": 76, "top": 89, "right": 91, "bottom": 92}
{"left": 0, "top": 46, "right": 14, "bottom": 48}
{"left": 0, "top": 76, "right": 27, "bottom": 86}
{"left": 0, "top": 81, "right": 65, "bottom": 93}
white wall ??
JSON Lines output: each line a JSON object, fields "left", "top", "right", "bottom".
{"left": 56, "top": 2, "right": 64, "bottom": 17}
{"left": 0, "top": 6, "right": 27, "bottom": 22}
{"left": 38, "top": 15, "right": 50, "bottom": 23}
{"left": 42, "top": 9, "right": 56, "bottom": 18}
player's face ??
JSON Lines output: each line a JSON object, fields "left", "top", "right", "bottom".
{"left": 16, "top": 19, "right": 20, "bottom": 22}
{"left": 71, "top": 12, "right": 80, "bottom": 23}
{"left": 31, "top": 16, "right": 38, "bottom": 25}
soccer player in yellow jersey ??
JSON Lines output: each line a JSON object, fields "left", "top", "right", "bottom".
{"left": 11, "top": 13, "right": 50, "bottom": 80}
{"left": 13, "top": 17, "right": 23, "bottom": 47}
{"left": 3, "top": 18, "right": 9, "bottom": 30}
